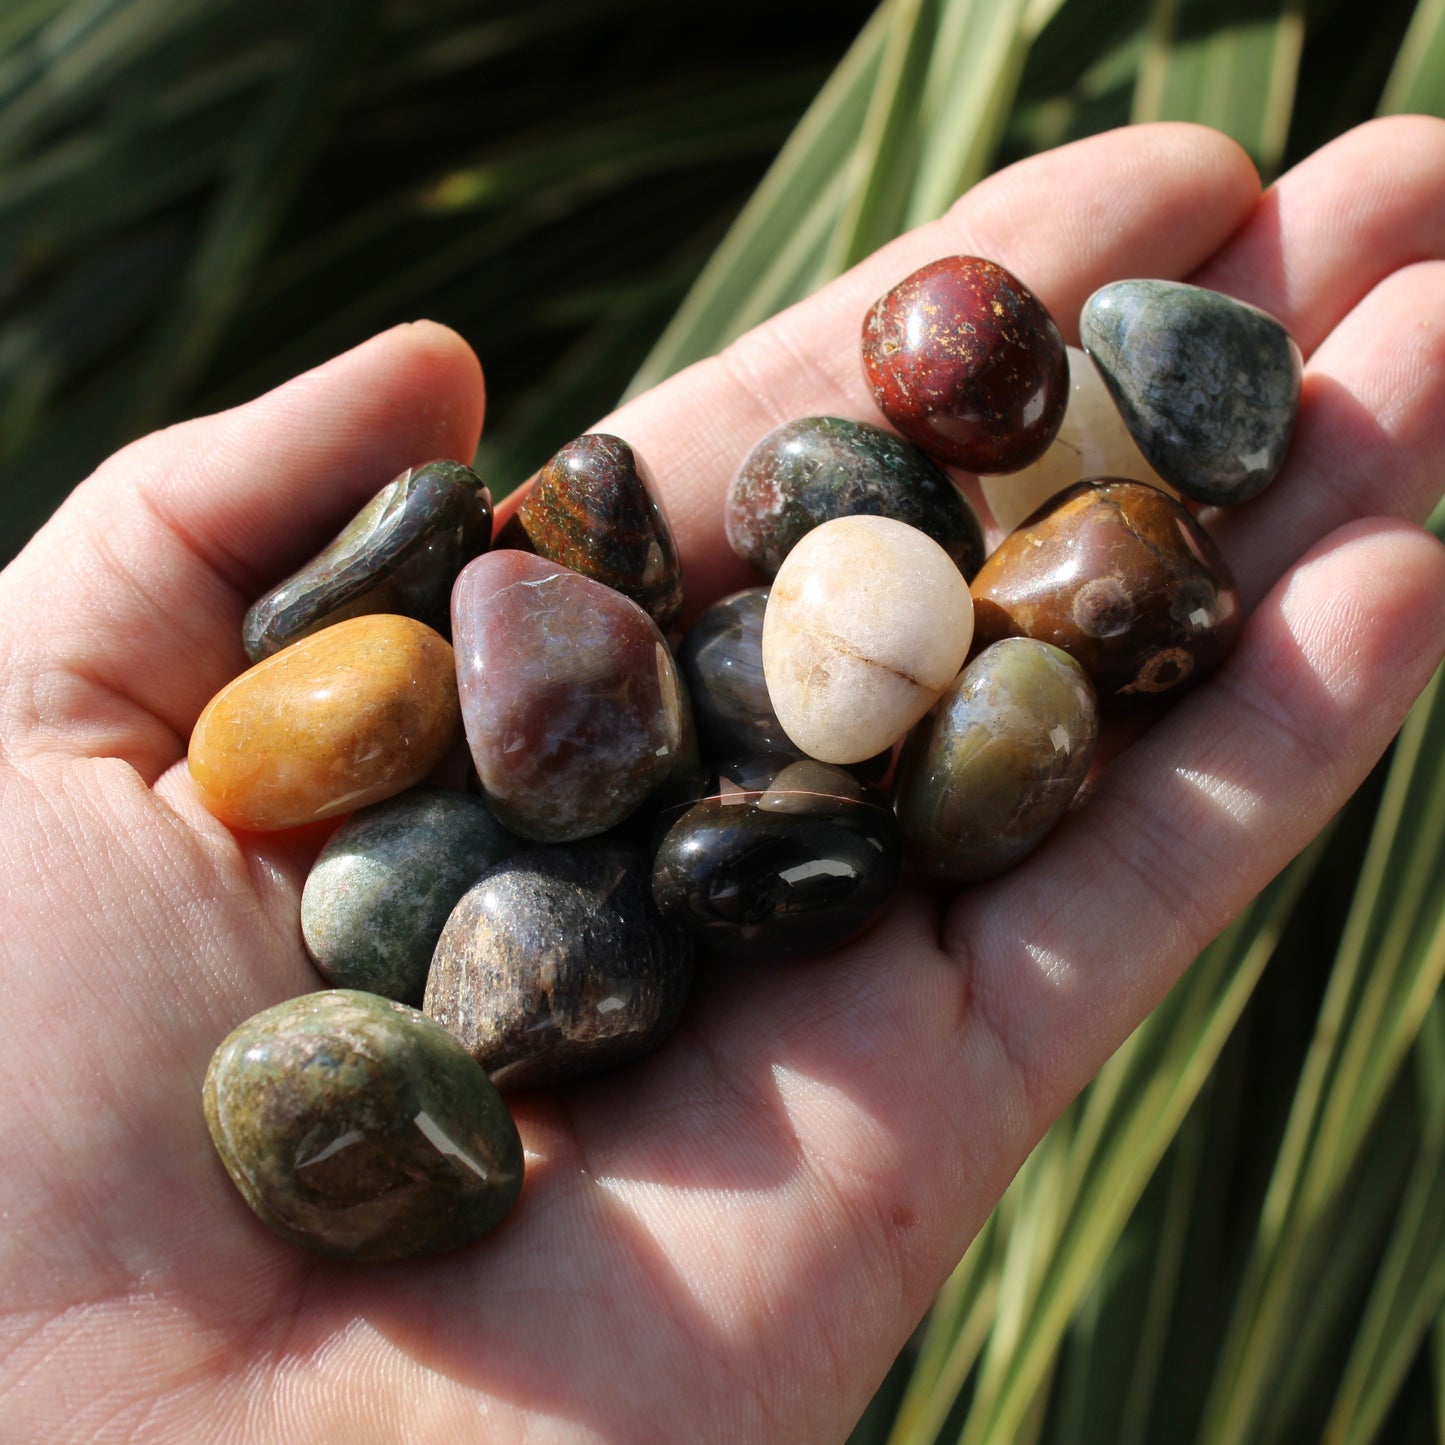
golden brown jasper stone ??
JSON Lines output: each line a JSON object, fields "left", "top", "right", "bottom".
{"left": 188, "top": 614, "right": 462, "bottom": 831}
{"left": 970, "top": 480, "right": 1241, "bottom": 702}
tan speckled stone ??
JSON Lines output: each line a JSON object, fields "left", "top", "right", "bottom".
{"left": 761, "top": 515, "right": 974, "bottom": 765}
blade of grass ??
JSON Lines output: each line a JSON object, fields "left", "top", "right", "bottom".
{"left": 625, "top": 0, "right": 894, "bottom": 392}
{"left": 1322, "top": 1000, "right": 1445, "bottom": 1445}
{"left": 1131, "top": 0, "right": 1305, "bottom": 178}
{"left": 1377, "top": 0, "right": 1445, "bottom": 115}
{"left": 1198, "top": 657, "right": 1445, "bottom": 1445}
{"left": 124, "top": 0, "right": 378, "bottom": 434}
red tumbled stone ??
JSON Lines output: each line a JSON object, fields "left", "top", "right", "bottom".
{"left": 861, "top": 255, "right": 1068, "bottom": 474}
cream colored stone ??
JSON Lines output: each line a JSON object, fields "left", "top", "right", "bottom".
{"left": 761, "top": 515, "right": 974, "bottom": 764}
{"left": 980, "top": 346, "right": 1175, "bottom": 534}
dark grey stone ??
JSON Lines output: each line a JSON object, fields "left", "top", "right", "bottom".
{"left": 1081, "top": 279, "right": 1301, "bottom": 506}
{"left": 302, "top": 788, "right": 523, "bottom": 1004}
{"left": 424, "top": 841, "right": 693, "bottom": 1091}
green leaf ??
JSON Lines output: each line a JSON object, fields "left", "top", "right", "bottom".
{"left": 1378, "top": 0, "right": 1445, "bottom": 116}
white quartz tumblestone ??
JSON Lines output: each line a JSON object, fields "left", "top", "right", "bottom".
{"left": 761, "top": 515, "right": 974, "bottom": 765}
{"left": 980, "top": 346, "right": 1175, "bottom": 535}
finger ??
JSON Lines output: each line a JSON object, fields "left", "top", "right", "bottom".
{"left": 952, "top": 517, "right": 1445, "bottom": 1122}
{"left": 583, "top": 123, "right": 1261, "bottom": 613}
{"left": 1191, "top": 115, "right": 1445, "bottom": 357}
{"left": 0, "top": 322, "right": 485, "bottom": 779}
{"left": 1213, "top": 261, "right": 1445, "bottom": 611}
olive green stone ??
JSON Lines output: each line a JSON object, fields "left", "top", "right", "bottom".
{"left": 895, "top": 639, "right": 1099, "bottom": 881}
{"left": 203, "top": 990, "right": 523, "bottom": 1261}
{"left": 243, "top": 459, "right": 492, "bottom": 661}
{"left": 302, "top": 789, "right": 524, "bottom": 1004}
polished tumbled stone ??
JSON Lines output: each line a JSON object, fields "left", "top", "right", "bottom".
{"left": 651, "top": 755, "right": 900, "bottom": 960}
{"left": 302, "top": 789, "right": 524, "bottom": 1004}
{"left": 862, "top": 255, "right": 1069, "bottom": 473}
{"left": 495, "top": 433, "right": 683, "bottom": 629}
{"left": 188, "top": 615, "right": 461, "bottom": 831}
{"left": 243, "top": 460, "right": 492, "bottom": 662}
{"left": 725, "top": 416, "right": 984, "bottom": 579}
{"left": 762, "top": 515, "right": 974, "bottom": 764}
{"left": 980, "top": 346, "right": 1172, "bottom": 534}
{"left": 452, "top": 550, "right": 685, "bottom": 842}
{"left": 425, "top": 842, "right": 693, "bottom": 1090}
{"left": 203, "top": 989, "right": 523, "bottom": 1261}
{"left": 970, "top": 480, "right": 1241, "bottom": 702}
{"left": 1081, "top": 279, "right": 1301, "bottom": 506}
{"left": 895, "top": 639, "right": 1098, "bottom": 881}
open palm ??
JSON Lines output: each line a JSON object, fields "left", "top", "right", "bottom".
{"left": 2, "top": 120, "right": 1444, "bottom": 1444}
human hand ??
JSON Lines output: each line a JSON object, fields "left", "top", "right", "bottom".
{"left": 1, "top": 118, "right": 1443, "bottom": 1443}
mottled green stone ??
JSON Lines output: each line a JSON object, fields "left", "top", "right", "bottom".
{"left": 725, "top": 416, "right": 985, "bottom": 578}
{"left": 243, "top": 460, "right": 492, "bottom": 661}
{"left": 424, "top": 842, "right": 693, "bottom": 1090}
{"left": 895, "top": 639, "right": 1099, "bottom": 881}
{"left": 302, "top": 789, "right": 524, "bottom": 1003}
{"left": 494, "top": 433, "right": 683, "bottom": 629}
{"left": 202, "top": 990, "right": 524, "bottom": 1261}
{"left": 1081, "top": 280, "right": 1301, "bottom": 506}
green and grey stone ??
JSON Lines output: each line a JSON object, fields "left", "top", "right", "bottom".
{"left": 725, "top": 416, "right": 985, "bottom": 578}
{"left": 424, "top": 841, "right": 693, "bottom": 1091}
{"left": 202, "top": 989, "right": 524, "bottom": 1261}
{"left": 243, "top": 459, "right": 492, "bottom": 661}
{"left": 302, "top": 788, "right": 523, "bottom": 1003}
{"left": 895, "top": 639, "right": 1099, "bottom": 881}
{"left": 1080, "top": 280, "right": 1301, "bottom": 507}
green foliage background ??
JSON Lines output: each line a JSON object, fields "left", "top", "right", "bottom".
{"left": 4, "top": 2, "right": 1443, "bottom": 1441}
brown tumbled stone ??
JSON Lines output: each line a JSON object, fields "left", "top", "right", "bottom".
{"left": 969, "top": 479, "right": 1241, "bottom": 702}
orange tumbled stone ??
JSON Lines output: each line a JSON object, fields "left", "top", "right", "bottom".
{"left": 188, "top": 615, "right": 461, "bottom": 832}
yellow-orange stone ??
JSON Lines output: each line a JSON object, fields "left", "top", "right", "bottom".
{"left": 188, "top": 615, "right": 461, "bottom": 831}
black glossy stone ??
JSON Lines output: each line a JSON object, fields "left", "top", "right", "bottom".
{"left": 895, "top": 639, "right": 1098, "bottom": 881}
{"left": 302, "top": 789, "right": 524, "bottom": 1004}
{"left": 243, "top": 460, "right": 492, "bottom": 661}
{"left": 424, "top": 842, "right": 693, "bottom": 1090}
{"left": 651, "top": 756, "right": 900, "bottom": 961}
{"left": 725, "top": 416, "right": 985, "bottom": 578}
{"left": 675, "top": 587, "right": 891, "bottom": 784}
{"left": 1081, "top": 280, "right": 1302, "bottom": 506}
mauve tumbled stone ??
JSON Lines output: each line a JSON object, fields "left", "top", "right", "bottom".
{"left": 452, "top": 551, "right": 684, "bottom": 842}
{"left": 1081, "top": 279, "right": 1301, "bottom": 506}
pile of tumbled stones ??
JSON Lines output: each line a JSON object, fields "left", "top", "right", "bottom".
{"left": 197, "top": 259, "right": 1301, "bottom": 1261}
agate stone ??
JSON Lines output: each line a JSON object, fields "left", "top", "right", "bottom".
{"left": 895, "top": 640, "right": 1099, "bottom": 881}
{"left": 425, "top": 842, "right": 692, "bottom": 1090}
{"left": 862, "top": 256, "right": 1068, "bottom": 473}
{"left": 452, "top": 551, "right": 685, "bottom": 842}
{"left": 970, "top": 480, "right": 1241, "bottom": 701}
{"left": 1081, "top": 279, "right": 1301, "bottom": 506}
{"left": 980, "top": 346, "right": 1172, "bottom": 535}
{"left": 188, "top": 614, "right": 461, "bottom": 831}
{"left": 725, "top": 416, "right": 984, "bottom": 579}
{"left": 651, "top": 756, "right": 900, "bottom": 960}
{"left": 302, "top": 789, "right": 524, "bottom": 1003}
{"left": 495, "top": 433, "right": 683, "bottom": 629}
{"left": 243, "top": 460, "right": 491, "bottom": 662}
{"left": 762, "top": 515, "right": 974, "bottom": 764}
{"left": 203, "top": 989, "right": 523, "bottom": 1261}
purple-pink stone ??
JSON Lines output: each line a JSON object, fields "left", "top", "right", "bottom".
{"left": 452, "top": 551, "right": 684, "bottom": 842}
